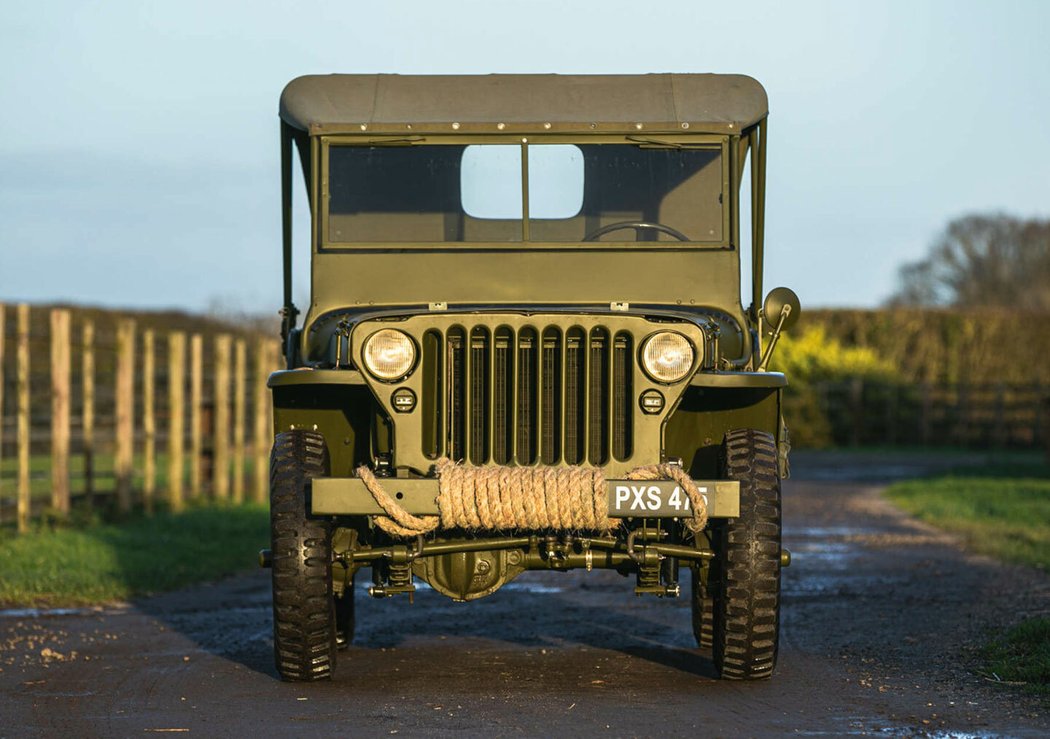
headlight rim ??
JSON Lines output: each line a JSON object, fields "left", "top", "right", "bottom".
{"left": 361, "top": 328, "right": 417, "bottom": 382}
{"left": 640, "top": 330, "right": 697, "bottom": 384}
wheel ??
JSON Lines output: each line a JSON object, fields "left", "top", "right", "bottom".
{"left": 690, "top": 530, "right": 714, "bottom": 648}
{"left": 334, "top": 583, "right": 355, "bottom": 650}
{"left": 270, "top": 430, "right": 336, "bottom": 681}
{"left": 690, "top": 562, "right": 714, "bottom": 649}
{"left": 582, "top": 221, "right": 690, "bottom": 242}
{"left": 711, "top": 429, "right": 781, "bottom": 680}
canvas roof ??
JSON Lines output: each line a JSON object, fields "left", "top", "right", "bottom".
{"left": 279, "top": 73, "right": 767, "bottom": 135}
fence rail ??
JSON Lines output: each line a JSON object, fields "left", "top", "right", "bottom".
{"left": 807, "top": 379, "right": 1048, "bottom": 449}
{"left": 0, "top": 304, "right": 281, "bottom": 532}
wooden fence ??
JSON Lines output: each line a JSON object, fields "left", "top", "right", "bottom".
{"left": 807, "top": 379, "right": 1048, "bottom": 449}
{"left": 0, "top": 304, "right": 282, "bottom": 532}
{"left": 4, "top": 304, "right": 1047, "bottom": 532}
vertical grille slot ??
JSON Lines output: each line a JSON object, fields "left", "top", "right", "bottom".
{"left": 447, "top": 327, "right": 465, "bottom": 462}
{"left": 421, "top": 330, "right": 443, "bottom": 459}
{"left": 588, "top": 328, "right": 609, "bottom": 465}
{"left": 540, "top": 328, "right": 561, "bottom": 464}
{"left": 612, "top": 332, "right": 633, "bottom": 460}
{"left": 434, "top": 321, "right": 634, "bottom": 466}
{"left": 492, "top": 327, "right": 513, "bottom": 464}
{"left": 516, "top": 328, "right": 538, "bottom": 464}
{"left": 469, "top": 327, "right": 490, "bottom": 464}
{"left": 563, "top": 327, "right": 586, "bottom": 464}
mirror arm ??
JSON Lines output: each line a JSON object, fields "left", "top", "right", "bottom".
{"left": 758, "top": 304, "right": 791, "bottom": 371}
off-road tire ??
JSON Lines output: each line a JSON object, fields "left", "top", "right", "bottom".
{"left": 335, "top": 586, "right": 355, "bottom": 649}
{"left": 690, "top": 565, "right": 714, "bottom": 648}
{"left": 711, "top": 428, "right": 781, "bottom": 680}
{"left": 270, "top": 430, "right": 336, "bottom": 681}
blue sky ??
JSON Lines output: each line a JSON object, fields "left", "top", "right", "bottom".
{"left": 1, "top": 0, "right": 1048, "bottom": 314}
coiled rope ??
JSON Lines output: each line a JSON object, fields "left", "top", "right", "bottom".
{"left": 354, "top": 459, "right": 708, "bottom": 538}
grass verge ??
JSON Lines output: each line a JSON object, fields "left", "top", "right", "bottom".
{"left": 884, "top": 463, "right": 1050, "bottom": 570}
{"left": 885, "top": 462, "right": 1050, "bottom": 695}
{"left": 0, "top": 503, "right": 268, "bottom": 607}
{"left": 982, "top": 617, "right": 1050, "bottom": 696}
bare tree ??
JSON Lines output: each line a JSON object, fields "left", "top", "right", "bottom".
{"left": 888, "top": 214, "right": 1050, "bottom": 311}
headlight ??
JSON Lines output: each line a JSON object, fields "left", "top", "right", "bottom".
{"left": 362, "top": 329, "right": 416, "bottom": 381}
{"left": 641, "top": 332, "right": 695, "bottom": 383}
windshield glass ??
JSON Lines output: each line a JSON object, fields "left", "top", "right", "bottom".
{"left": 326, "top": 141, "right": 724, "bottom": 245}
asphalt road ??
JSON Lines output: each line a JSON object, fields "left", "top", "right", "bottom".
{"left": 2, "top": 453, "right": 1048, "bottom": 737}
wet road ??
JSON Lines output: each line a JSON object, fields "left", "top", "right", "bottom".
{"left": 2, "top": 453, "right": 1048, "bottom": 737}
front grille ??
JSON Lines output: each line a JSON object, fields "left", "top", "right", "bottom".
{"left": 421, "top": 324, "right": 634, "bottom": 466}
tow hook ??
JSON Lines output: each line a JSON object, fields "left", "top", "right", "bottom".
{"left": 780, "top": 549, "right": 791, "bottom": 567}
{"left": 259, "top": 549, "right": 273, "bottom": 568}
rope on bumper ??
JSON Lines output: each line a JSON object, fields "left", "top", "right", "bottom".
{"left": 355, "top": 459, "right": 708, "bottom": 538}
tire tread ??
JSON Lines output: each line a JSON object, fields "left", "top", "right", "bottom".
{"left": 711, "top": 428, "right": 781, "bottom": 680}
{"left": 270, "top": 430, "right": 335, "bottom": 682}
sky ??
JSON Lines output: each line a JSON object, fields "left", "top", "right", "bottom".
{"left": 1, "top": 0, "right": 1048, "bottom": 315}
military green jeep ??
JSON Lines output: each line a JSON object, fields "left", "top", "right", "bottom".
{"left": 264, "top": 73, "right": 799, "bottom": 682}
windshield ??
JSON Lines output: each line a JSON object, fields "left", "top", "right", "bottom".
{"left": 326, "top": 141, "right": 725, "bottom": 245}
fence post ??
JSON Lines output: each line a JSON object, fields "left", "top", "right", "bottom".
{"left": 849, "top": 377, "right": 864, "bottom": 447}
{"left": 82, "top": 320, "right": 95, "bottom": 504}
{"left": 0, "top": 304, "right": 5, "bottom": 518}
{"left": 142, "top": 329, "right": 155, "bottom": 514}
{"left": 213, "top": 334, "right": 231, "bottom": 499}
{"left": 168, "top": 332, "right": 186, "bottom": 511}
{"left": 115, "top": 319, "right": 136, "bottom": 513}
{"left": 884, "top": 383, "right": 897, "bottom": 447}
{"left": 189, "top": 334, "right": 203, "bottom": 496}
{"left": 1036, "top": 383, "right": 1046, "bottom": 455}
{"left": 993, "top": 383, "right": 1006, "bottom": 449}
{"left": 232, "top": 339, "right": 246, "bottom": 503}
{"left": 253, "top": 338, "right": 272, "bottom": 503}
{"left": 956, "top": 383, "right": 970, "bottom": 448}
{"left": 16, "top": 304, "right": 30, "bottom": 533}
{"left": 50, "top": 309, "right": 72, "bottom": 516}
{"left": 919, "top": 381, "right": 931, "bottom": 447}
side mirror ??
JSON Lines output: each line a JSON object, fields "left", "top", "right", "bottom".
{"left": 762, "top": 287, "right": 801, "bottom": 334}
{"left": 758, "top": 287, "right": 801, "bottom": 371}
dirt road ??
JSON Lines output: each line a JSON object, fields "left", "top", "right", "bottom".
{"left": 2, "top": 453, "right": 1048, "bottom": 737}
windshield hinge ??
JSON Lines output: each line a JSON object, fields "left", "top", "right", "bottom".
{"left": 610, "top": 301, "right": 630, "bottom": 312}
{"left": 428, "top": 302, "right": 448, "bottom": 311}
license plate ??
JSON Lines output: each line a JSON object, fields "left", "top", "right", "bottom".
{"left": 607, "top": 480, "right": 707, "bottom": 516}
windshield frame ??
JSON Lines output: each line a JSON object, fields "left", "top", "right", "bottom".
{"left": 317, "top": 133, "right": 732, "bottom": 252}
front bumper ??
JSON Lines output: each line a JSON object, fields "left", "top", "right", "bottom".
{"left": 311, "top": 476, "right": 739, "bottom": 518}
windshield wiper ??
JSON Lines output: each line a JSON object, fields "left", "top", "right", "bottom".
{"left": 362, "top": 135, "right": 427, "bottom": 146}
{"left": 626, "top": 135, "right": 684, "bottom": 149}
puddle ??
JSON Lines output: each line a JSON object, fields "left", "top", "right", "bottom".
{"left": 356, "top": 580, "right": 563, "bottom": 594}
{"left": 0, "top": 607, "right": 125, "bottom": 619}
{"left": 791, "top": 462, "right": 961, "bottom": 483}
{"left": 788, "top": 542, "right": 854, "bottom": 568}
{"left": 501, "top": 582, "right": 563, "bottom": 594}
{"left": 789, "top": 526, "right": 879, "bottom": 539}
{"left": 841, "top": 721, "right": 995, "bottom": 738}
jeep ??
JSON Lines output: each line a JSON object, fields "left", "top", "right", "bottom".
{"left": 263, "top": 73, "right": 799, "bottom": 682}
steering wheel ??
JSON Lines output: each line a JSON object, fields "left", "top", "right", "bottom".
{"left": 582, "top": 221, "right": 690, "bottom": 242}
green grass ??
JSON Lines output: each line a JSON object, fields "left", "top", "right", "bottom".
{"left": 983, "top": 617, "right": 1050, "bottom": 695}
{"left": 0, "top": 502, "right": 269, "bottom": 607}
{"left": 884, "top": 463, "right": 1050, "bottom": 570}
{"left": 886, "top": 463, "right": 1050, "bottom": 695}
{"left": 0, "top": 452, "right": 263, "bottom": 500}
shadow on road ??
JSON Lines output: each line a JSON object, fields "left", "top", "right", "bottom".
{"left": 135, "top": 564, "right": 718, "bottom": 683}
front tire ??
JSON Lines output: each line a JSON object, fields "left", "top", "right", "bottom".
{"left": 711, "top": 429, "right": 782, "bottom": 680}
{"left": 335, "top": 584, "right": 355, "bottom": 649}
{"left": 690, "top": 563, "right": 714, "bottom": 649}
{"left": 270, "top": 430, "right": 336, "bottom": 681}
